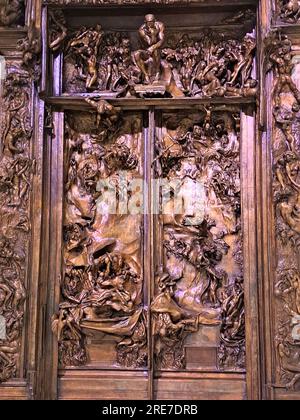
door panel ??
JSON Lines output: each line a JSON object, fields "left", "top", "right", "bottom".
{"left": 55, "top": 110, "right": 148, "bottom": 371}
{"left": 152, "top": 111, "right": 244, "bottom": 374}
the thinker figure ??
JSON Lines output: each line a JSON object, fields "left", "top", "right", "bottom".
{"left": 133, "top": 14, "right": 165, "bottom": 85}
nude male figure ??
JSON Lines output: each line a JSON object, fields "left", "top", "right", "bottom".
{"left": 133, "top": 14, "right": 165, "bottom": 84}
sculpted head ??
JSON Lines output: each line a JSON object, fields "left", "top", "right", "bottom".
{"left": 145, "top": 14, "right": 156, "bottom": 29}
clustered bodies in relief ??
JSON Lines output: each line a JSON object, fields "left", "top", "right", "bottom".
{"left": 152, "top": 110, "right": 245, "bottom": 370}
{"left": 52, "top": 13, "right": 257, "bottom": 99}
{"left": 0, "top": 0, "right": 25, "bottom": 27}
{"left": 268, "top": 31, "right": 300, "bottom": 390}
{"left": 0, "top": 68, "right": 33, "bottom": 382}
{"left": 52, "top": 108, "right": 147, "bottom": 368}
{"left": 279, "top": 1, "right": 300, "bottom": 23}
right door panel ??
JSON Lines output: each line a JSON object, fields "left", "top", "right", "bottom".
{"left": 152, "top": 109, "right": 245, "bottom": 378}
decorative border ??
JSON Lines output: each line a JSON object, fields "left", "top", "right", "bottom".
{"left": 0, "top": 63, "right": 33, "bottom": 383}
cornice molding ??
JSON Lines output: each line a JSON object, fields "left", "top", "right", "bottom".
{"left": 43, "top": 0, "right": 258, "bottom": 7}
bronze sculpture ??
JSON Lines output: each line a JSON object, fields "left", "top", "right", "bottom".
{"left": 133, "top": 14, "right": 165, "bottom": 85}
{"left": 2, "top": 0, "right": 300, "bottom": 401}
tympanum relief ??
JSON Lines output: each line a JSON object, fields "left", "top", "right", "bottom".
{"left": 268, "top": 32, "right": 300, "bottom": 391}
{"left": 56, "top": 13, "right": 257, "bottom": 99}
{"left": 0, "top": 66, "right": 33, "bottom": 382}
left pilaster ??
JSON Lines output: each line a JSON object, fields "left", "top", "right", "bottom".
{"left": 0, "top": 0, "right": 43, "bottom": 400}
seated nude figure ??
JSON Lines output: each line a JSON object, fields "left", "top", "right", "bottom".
{"left": 133, "top": 14, "right": 165, "bottom": 85}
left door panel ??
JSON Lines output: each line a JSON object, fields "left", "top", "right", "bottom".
{"left": 53, "top": 109, "right": 150, "bottom": 399}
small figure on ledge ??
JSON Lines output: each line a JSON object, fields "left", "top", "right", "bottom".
{"left": 269, "top": 35, "right": 300, "bottom": 108}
